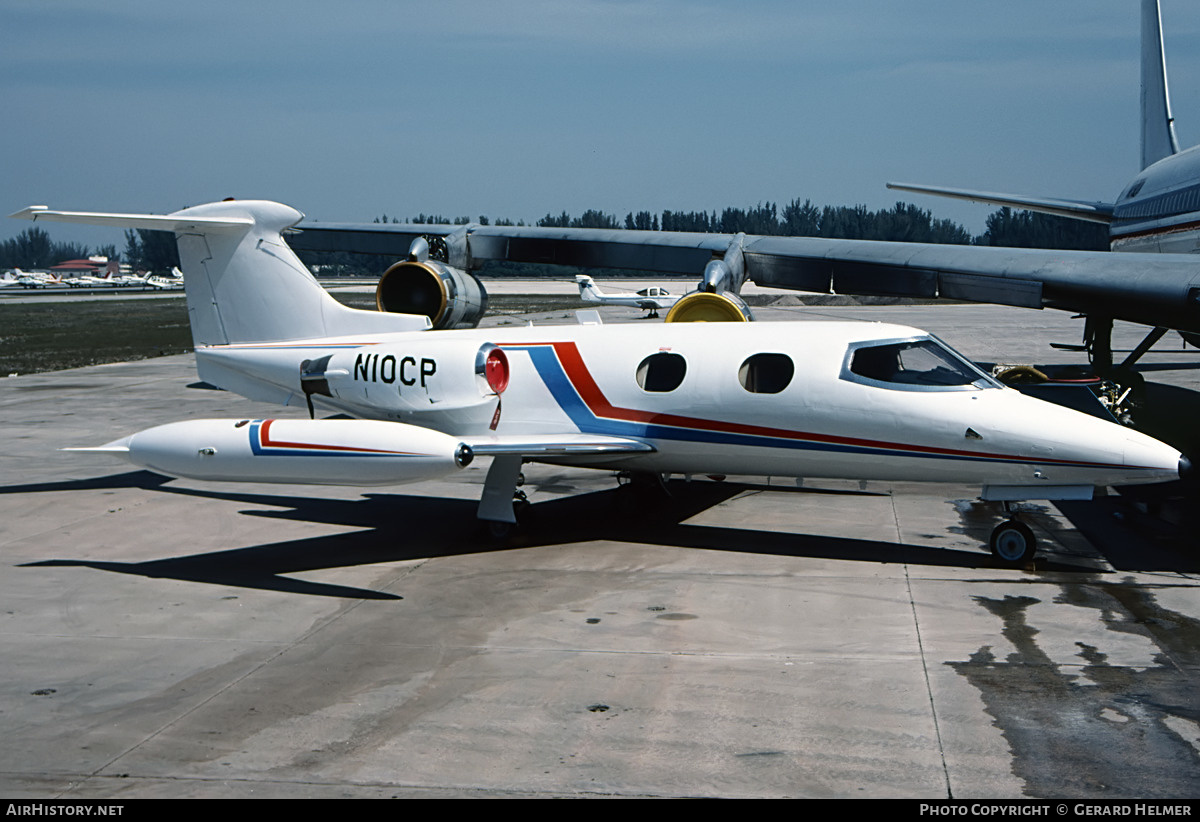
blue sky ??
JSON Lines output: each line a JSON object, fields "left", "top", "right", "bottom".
{"left": 5, "top": 1, "right": 1200, "bottom": 250}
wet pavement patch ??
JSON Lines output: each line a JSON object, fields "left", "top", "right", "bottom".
{"left": 948, "top": 581, "right": 1200, "bottom": 797}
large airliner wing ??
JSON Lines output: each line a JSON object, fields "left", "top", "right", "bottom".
{"left": 289, "top": 221, "right": 1200, "bottom": 333}
{"left": 884, "top": 183, "right": 1115, "bottom": 225}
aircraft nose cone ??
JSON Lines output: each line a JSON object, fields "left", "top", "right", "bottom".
{"left": 1180, "top": 454, "right": 1194, "bottom": 480}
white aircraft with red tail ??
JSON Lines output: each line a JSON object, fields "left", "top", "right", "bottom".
{"left": 10, "top": 199, "right": 1190, "bottom": 564}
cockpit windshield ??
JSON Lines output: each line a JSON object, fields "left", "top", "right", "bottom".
{"left": 844, "top": 338, "right": 994, "bottom": 391}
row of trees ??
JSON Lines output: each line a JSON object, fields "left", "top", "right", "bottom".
{"left": 376, "top": 199, "right": 1106, "bottom": 249}
{"left": 318, "top": 200, "right": 1104, "bottom": 276}
{"left": 0, "top": 227, "right": 116, "bottom": 271}
{"left": 2, "top": 200, "right": 1109, "bottom": 274}
{"left": 978, "top": 207, "right": 1108, "bottom": 250}
{"left": 122, "top": 229, "right": 181, "bottom": 273}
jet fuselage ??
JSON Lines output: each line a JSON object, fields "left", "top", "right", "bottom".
{"left": 193, "top": 320, "right": 1183, "bottom": 494}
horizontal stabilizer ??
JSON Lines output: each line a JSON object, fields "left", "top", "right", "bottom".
{"left": 887, "top": 183, "right": 1114, "bottom": 225}
{"left": 9, "top": 205, "right": 254, "bottom": 233}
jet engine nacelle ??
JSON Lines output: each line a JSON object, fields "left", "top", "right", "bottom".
{"left": 664, "top": 290, "right": 754, "bottom": 323}
{"left": 302, "top": 340, "right": 509, "bottom": 433}
{"left": 108, "top": 418, "right": 474, "bottom": 486}
{"left": 376, "top": 259, "right": 488, "bottom": 329}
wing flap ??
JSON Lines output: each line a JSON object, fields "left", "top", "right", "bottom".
{"left": 939, "top": 272, "right": 1043, "bottom": 308}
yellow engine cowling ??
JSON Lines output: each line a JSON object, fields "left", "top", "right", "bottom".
{"left": 664, "top": 290, "right": 753, "bottom": 323}
{"left": 376, "top": 260, "right": 488, "bottom": 329}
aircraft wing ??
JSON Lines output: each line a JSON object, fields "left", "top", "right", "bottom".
{"left": 886, "top": 182, "right": 1115, "bottom": 225}
{"left": 290, "top": 221, "right": 1200, "bottom": 333}
{"left": 460, "top": 433, "right": 654, "bottom": 459}
{"left": 291, "top": 221, "right": 728, "bottom": 274}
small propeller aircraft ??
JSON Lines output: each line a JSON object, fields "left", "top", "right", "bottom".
{"left": 575, "top": 274, "right": 680, "bottom": 318}
{"left": 10, "top": 199, "right": 1189, "bottom": 565}
{"left": 13, "top": 269, "right": 62, "bottom": 288}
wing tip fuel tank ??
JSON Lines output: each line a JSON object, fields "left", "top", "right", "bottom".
{"left": 74, "top": 419, "right": 473, "bottom": 486}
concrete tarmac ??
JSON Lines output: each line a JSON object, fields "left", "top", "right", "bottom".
{"left": 1, "top": 300, "right": 1198, "bottom": 799}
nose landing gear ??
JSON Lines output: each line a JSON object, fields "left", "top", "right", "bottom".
{"left": 989, "top": 517, "right": 1037, "bottom": 566}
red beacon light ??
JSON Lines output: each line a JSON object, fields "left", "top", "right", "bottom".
{"left": 483, "top": 346, "right": 509, "bottom": 395}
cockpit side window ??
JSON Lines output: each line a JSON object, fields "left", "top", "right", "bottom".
{"left": 845, "top": 339, "right": 992, "bottom": 390}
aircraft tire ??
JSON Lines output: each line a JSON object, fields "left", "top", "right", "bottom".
{"left": 989, "top": 519, "right": 1036, "bottom": 565}
{"left": 485, "top": 519, "right": 516, "bottom": 541}
{"left": 482, "top": 496, "right": 532, "bottom": 542}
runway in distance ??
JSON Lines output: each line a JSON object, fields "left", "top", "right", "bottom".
{"left": 10, "top": 199, "right": 1190, "bottom": 565}
{"left": 575, "top": 274, "right": 679, "bottom": 318}
{"left": 286, "top": 0, "right": 1199, "bottom": 377}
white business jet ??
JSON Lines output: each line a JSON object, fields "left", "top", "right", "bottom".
{"left": 10, "top": 200, "right": 1188, "bottom": 564}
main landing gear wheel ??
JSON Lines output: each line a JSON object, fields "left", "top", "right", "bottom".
{"left": 484, "top": 491, "right": 531, "bottom": 541}
{"left": 989, "top": 519, "right": 1036, "bottom": 566}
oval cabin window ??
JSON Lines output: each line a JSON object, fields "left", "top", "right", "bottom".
{"left": 636, "top": 352, "right": 687, "bottom": 392}
{"left": 738, "top": 353, "right": 794, "bottom": 394}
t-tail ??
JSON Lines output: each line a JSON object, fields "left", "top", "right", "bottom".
{"left": 8, "top": 200, "right": 431, "bottom": 346}
{"left": 887, "top": 0, "right": 1187, "bottom": 224}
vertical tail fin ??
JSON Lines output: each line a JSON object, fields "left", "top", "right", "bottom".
{"left": 575, "top": 274, "right": 602, "bottom": 302}
{"left": 1141, "top": 0, "right": 1180, "bottom": 169}
{"left": 9, "top": 200, "right": 431, "bottom": 345}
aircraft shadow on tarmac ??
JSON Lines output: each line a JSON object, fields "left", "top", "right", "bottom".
{"left": 13, "top": 475, "right": 1127, "bottom": 600}
{"left": 0, "top": 470, "right": 173, "bottom": 495}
